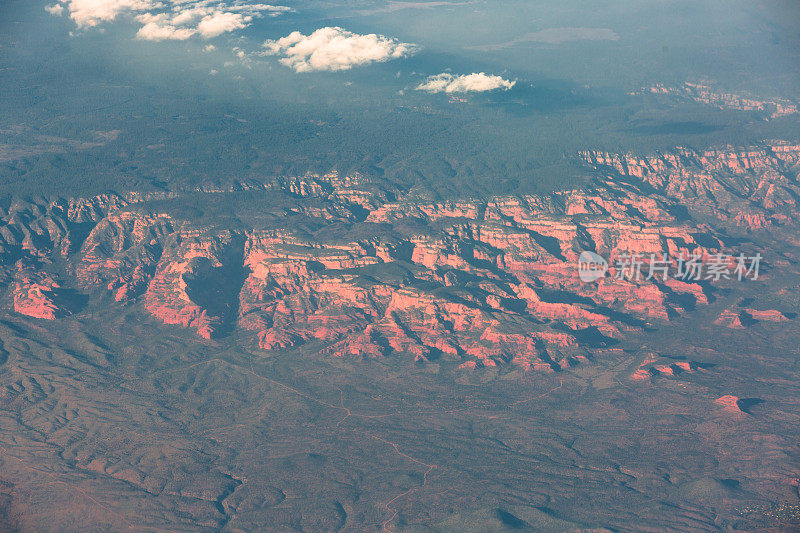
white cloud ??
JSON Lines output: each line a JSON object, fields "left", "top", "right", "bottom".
{"left": 197, "top": 11, "right": 248, "bottom": 38}
{"left": 47, "top": 1, "right": 291, "bottom": 40}
{"left": 137, "top": 22, "right": 196, "bottom": 40}
{"left": 135, "top": 13, "right": 196, "bottom": 40}
{"left": 170, "top": 6, "right": 208, "bottom": 26}
{"left": 227, "top": 4, "right": 291, "bottom": 16}
{"left": 45, "top": 4, "right": 66, "bottom": 15}
{"left": 263, "top": 27, "right": 417, "bottom": 72}
{"left": 57, "top": 0, "right": 156, "bottom": 27}
{"left": 416, "top": 72, "right": 516, "bottom": 93}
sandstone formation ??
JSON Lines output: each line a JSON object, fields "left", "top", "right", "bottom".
{"left": 1, "top": 143, "right": 796, "bottom": 371}
{"left": 12, "top": 268, "right": 69, "bottom": 320}
{"left": 637, "top": 82, "right": 799, "bottom": 118}
{"left": 715, "top": 395, "right": 745, "bottom": 413}
{"left": 581, "top": 142, "right": 800, "bottom": 228}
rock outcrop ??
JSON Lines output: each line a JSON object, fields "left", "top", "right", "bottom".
{"left": 582, "top": 142, "right": 800, "bottom": 228}
{"left": 145, "top": 230, "right": 245, "bottom": 339}
{"left": 12, "top": 268, "right": 70, "bottom": 320}
{"left": 77, "top": 211, "right": 174, "bottom": 302}
{"left": 715, "top": 395, "right": 745, "bottom": 413}
{"left": 2, "top": 142, "right": 796, "bottom": 372}
{"left": 636, "top": 82, "right": 799, "bottom": 119}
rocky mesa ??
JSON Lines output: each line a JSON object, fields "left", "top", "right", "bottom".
{"left": 0, "top": 142, "right": 796, "bottom": 372}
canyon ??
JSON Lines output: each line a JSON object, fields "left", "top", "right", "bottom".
{"left": 1, "top": 142, "right": 797, "bottom": 375}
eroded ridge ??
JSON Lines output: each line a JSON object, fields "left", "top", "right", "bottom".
{"left": 635, "top": 82, "right": 800, "bottom": 118}
{"left": 1, "top": 143, "right": 796, "bottom": 371}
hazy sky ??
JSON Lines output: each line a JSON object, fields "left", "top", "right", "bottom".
{"left": 1, "top": 0, "right": 798, "bottom": 197}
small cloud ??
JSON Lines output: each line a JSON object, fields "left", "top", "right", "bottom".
{"left": 45, "top": 4, "right": 65, "bottom": 15}
{"left": 232, "top": 4, "right": 292, "bottom": 17}
{"left": 203, "top": 44, "right": 216, "bottom": 52}
{"left": 137, "top": 21, "right": 196, "bottom": 40}
{"left": 135, "top": 14, "right": 196, "bottom": 41}
{"left": 416, "top": 72, "right": 515, "bottom": 93}
{"left": 169, "top": 6, "right": 209, "bottom": 26}
{"left": 197, "top": 11, "right": 248, "bottom": 38}
{"left": 263, "top": 27, "right": 418, "bottom": 72}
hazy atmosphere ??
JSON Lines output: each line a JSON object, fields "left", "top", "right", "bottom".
{"left": 1, "top": 1, "right": 800, "bottom": 531}
{"left": 3, "top": 0, "right": 799, "bottom": 197}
